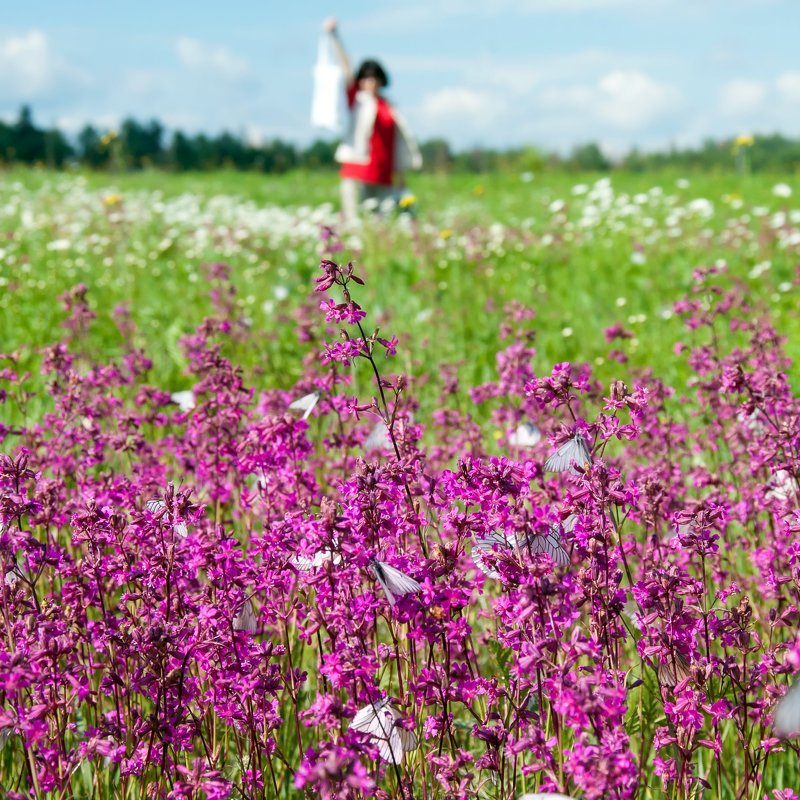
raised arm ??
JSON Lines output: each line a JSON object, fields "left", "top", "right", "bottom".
{"left": 323, "top": 18, "right": 355, "bottom": 87}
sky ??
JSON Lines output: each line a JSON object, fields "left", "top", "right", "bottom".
{"left": 1, "top": 0, "right": 798, "bottom": 155}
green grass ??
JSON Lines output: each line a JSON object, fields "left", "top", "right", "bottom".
{"left": 0, "top": 167, "right": 798, "bottom": 423}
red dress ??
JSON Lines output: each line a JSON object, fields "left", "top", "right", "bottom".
{"left": 340, "top": 83, "right": 396, "bottom": 187}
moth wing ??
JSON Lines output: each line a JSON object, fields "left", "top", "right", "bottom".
{"left": 471, "top": 547, "right": 501, "bottom": 579}
{"left": 233, "top": 598, "right": 257, "bottom": 632}
{"left": 289, "top": 392, "right": 320, "bottom": 420}
{"left": 378, "top": 732, "right": 403, "bottom": 764}
{"left": 545, "top": 436, "right": 591, "bottom": 474}
{"left": 775, "top": 681, "right": 800, "bottom": 737}
{"left": 472, "top": 533, "right": 512, "bottom": 579}
{"left": 365, "top": 423, "right": 392, "bottom": 451}
{"left": 543, "top": 447, "right": 571, "bottom": 473}
{"left": 658, "top": 660, "right": 677, "bottom": 688}
{"left": 532, "top": 529, "right": 570, "bottom": 567}
{"left": 395, "top": 724, "right": 418, "bottom": 753}
{"left": 291, "top": 554, "right": 315, "bottom": 572}
{"left": 375, "top": 709, "right": 404, "bottom": 763}
{"left": 561, "top": 514, "right": 577, "bottom": 534}
{"left": 517, "top": 794, "right": 576, "bottom": 800}
{"left": 145, "top": 499, "right": 165, "bottom": 514}
{"left": 510, "top": 422, "right": 542, "bottom": 447}
{"left": 292, "top": 548, "right": 334, "bottom": 572}
{"left": 373, "top": 569, "right": 397, "bottom": 606}
{"left": 351, "top": 705, "right": 378, "bottom": 732}
{"left": 173, "top": 522, "right": 189, "bottom": 538}
{"left": 170, "top": 390, "right": 196, "bottom": 412}
{"left": 380, "top": 562, "right": 421, "bottom": 597}
{"left": 574, "top": 434, "right": 592, "bottom": 466}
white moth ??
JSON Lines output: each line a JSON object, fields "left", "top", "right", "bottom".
{"left": 145, "top": 499, "right": 189, "bottom": 538}
{"left": 774, "top": 679, "right": 800, "bottom": 738}
{"left": 472, "top": 532, "right": 514, "bottom": 580}
{"left": 521, "top": 527, "right": 570, "bottom": 567}
{"left": 350, "top": 697, "right": 418, "bottom": 763}
{"left": 544, "top": 434, "right": 592, "bottom": 474}
{"left": 288, "top": 392, "right": 320, "bottom": 421}
{"left": 369, "top": 559, "right": 421, "bottom": 606}
{"left": 509, "top": 422, "right": 542, "bottom": 448}
{"left": 170, "top": 390, "right": 196, "bottom": 413}
{"left": 518, "top": 794, "right": 575, "bottom": 800}
{"left": 365, "top": 422, "right": 393, "bottom": 452}
{"left": 657, "top": 651, "right": 691, "bottom": 688}
{"left": 766, "top": 470, "right": 798, "bottom": 503}
{"left": 473, "top": 526, "right": 570, "bottom": 580}
{"left": 737, "top": 408, "right": 765, "bottom": 435}
{"left": 291, "top": 548, "right": 342, "bottom": 572}
{"left": 233, "top": 598, "right": 258, "bottom": 633}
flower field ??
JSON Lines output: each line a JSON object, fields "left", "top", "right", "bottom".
{"left": 1, "top": 169, "right": 800, "bottom": 799}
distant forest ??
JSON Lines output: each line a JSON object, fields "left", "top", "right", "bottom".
{"left": 3, "top": 105, "right": 800, "bottom": 174}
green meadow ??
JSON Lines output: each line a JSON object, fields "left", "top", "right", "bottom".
{"left": 1, "top": 168, "right": 798, "bottom": 419}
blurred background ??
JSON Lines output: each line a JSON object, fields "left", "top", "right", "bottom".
{"left": 0, "top": 0, "right": 798, "bottom": 172}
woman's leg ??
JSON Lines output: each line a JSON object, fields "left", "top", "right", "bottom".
{"left": 340, "top": 178, "right": 361, "bottom": 223}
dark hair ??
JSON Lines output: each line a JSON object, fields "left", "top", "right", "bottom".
{"left": 356, "top": 59, "right": 389, "bottom": 89}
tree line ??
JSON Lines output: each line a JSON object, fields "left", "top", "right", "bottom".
{"left": 2, "top": 106, "right": 800, "bottom": 174}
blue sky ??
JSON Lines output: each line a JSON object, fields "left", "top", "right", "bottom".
{"left": 2, "top": 0, "right": 798, "bottom": 155}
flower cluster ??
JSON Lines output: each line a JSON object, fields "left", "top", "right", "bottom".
{"left": 1, "top": 255, "right": 800, "bottom": 800}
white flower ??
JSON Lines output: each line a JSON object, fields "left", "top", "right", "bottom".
{"left": 748, "top": 261, "right": 771, "bottom": 279}
{"left": 561, "top": 327, "right": 573, "bottom": 338}
{"left": 773, "top": 183, "right": 793, "bottom": 198}
{"left": 686, "top": 198, "right": 714, "bottom": 218}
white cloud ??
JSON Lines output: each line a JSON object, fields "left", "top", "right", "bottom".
{"left": 539, "top": 70, "right": 682, "bottom": 131}
{"left": 175, "top": 37, "right": 249, "bottom": 79}
{"left": 417, "top": 87, "right": 504, "bottom": 128}
{"left": 0, "top": 30, "right": 56, "bottom": 96}
{"left": 595, "top": 70, "right": 682, "bottom": 128}
{"left": 719, "top": 79, "right": 767, "bottom": 116}
{"left": 777, "top": 72, "right": 800, "bottom": 104}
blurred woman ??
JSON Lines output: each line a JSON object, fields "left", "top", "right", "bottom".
{"left": 323, "top": 18, "right": 422, "bottom": 222}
